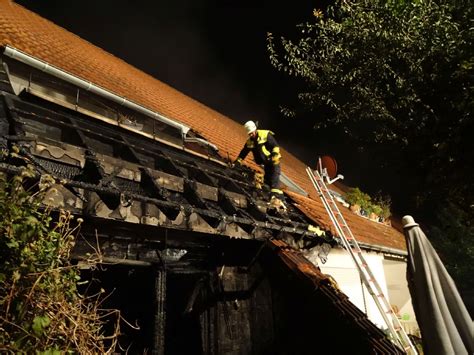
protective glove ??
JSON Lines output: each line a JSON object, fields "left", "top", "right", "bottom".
{"left": 233, "top": 157, "right": 243, "bottom": 167}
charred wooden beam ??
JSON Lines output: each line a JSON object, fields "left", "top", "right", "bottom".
{"left": 78, "top": 150, "right": 105, "bottom": 185}
{"left": 0, "top": 97, "right": 10, "bottom": 153}
{"left": 218, "top": 188, "right": 239, "bottom": 216}
{"left": 217, "top": 273, "right": 265, "bottom": 303}
{"left": 1, "top": 93, "right": 329, "bottom": 243}
{"left": 0, "top": 162, "right": 328, "bottom": 241}
{"left": 183, "top": 277, "right": 207, "bottom": 315}
{"left": 183, "top": 179, "right": 208, "bottom": 209}
{"left": 246, "top": 199, "right": 268, "bottom": 221}
{"left": 6, "top": 94, "right": 261, "bottom": 197}
{"left": 139, "top": 167, "right": 170, "bottom": 200}
{"left": 2, "top": 94, "right": 26, "bottom": 141}
{"left": 118, "top": 140, "right": 172, "bottom": 202}
{"left": 152, "top": 268, "right": 166, "bottom": 355}
{"left": 77, "top": 257, "right": 152, "bottom": 267}
{"left": 0, "top": 62, "right": 15, "bottom": 94}
{"left": 66, "top": 113, "right": 89, "bottom": 148}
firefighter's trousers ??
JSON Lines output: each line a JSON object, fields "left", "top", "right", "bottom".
{"left": 264, "top": 163, "right": 284, "bottom": 200}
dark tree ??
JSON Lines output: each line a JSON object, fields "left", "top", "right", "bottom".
{"left": 268, "top": 0, "right": 473, "bottom": 210}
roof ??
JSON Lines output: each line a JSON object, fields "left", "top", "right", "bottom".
{"left": 0, "top": 0, "right": 406, "bottom": 252}
{"left": 267, "top": 239, "right": 403, "bottom": 354}
{"left": 287, "top": 191, "right": 406, "bottom": 251}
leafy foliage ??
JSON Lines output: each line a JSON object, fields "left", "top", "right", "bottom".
{"left": 344, "top": 187, "right": 372, "bottom": 210}
{"left": 268, "top": 0, "right": 474, "bottom": 211}
{"left": 429, "top": 203, "right": 474, "bottom": 293}
{"left": 0, "top": 168, "right": 119, "bottom": 353}
{"left": 344, "top": 187, "right": 391, "bottom": 219}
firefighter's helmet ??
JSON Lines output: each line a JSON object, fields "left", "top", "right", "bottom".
{"left": 244, "top": 120, "right": 257, "bottom": 135}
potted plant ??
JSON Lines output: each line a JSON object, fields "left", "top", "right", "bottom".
{"left": 344, "top": 188, "right": 393, "bottom": 223}
{"left": 369, "top": 204, "right": 383, "bottom": 221}
{"left": 344, "top": 188, "right": 371, "bottom": 215}
{"left": 374, "top": 195, "right": 392, "bottom": 223}
{"left": 350, "top": 203, "right": 361, "bottom": 213}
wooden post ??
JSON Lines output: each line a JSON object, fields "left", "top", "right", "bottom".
{"left": 152, "top": 267, "right": 166, "bottom": 355}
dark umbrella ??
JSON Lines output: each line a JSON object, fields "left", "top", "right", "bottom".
{"left": 402, "top": 215, "right": 473, "bottom": 355}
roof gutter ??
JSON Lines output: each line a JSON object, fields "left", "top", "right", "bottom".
{"left": 183, "top": 136, "right": 218, "bottom": 152}
{"left": 3, "top": 45, "right": 191, "bottom": 136}
{"left": 350, "top": 240, "right": 407, "bottom": 257}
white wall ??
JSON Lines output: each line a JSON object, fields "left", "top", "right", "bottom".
{"left": 307, "top": 247, "right": 419, "bottom": 335}
{"left": 383, "top": 258, "right": 419, "bottom": 334}
{"left": 313, "top": 248, "right": 388, "bottom": 328}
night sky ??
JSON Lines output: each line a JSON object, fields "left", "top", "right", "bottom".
{"left": 15, "top": 0, "right": 371, "bottom": 188}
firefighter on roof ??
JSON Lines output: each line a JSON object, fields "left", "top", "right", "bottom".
{"left": 234, "top": 120, "right": 285, "bottom": 209}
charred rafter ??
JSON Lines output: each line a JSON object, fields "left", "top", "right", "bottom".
{"left": 0, "top": 161, "right": 325, "bottom": 241}
{"left": 6, "top": 95, "right": 259, "bottom": 196}
{"left": 0, "top": 92, "right": 332, "bottom": 245}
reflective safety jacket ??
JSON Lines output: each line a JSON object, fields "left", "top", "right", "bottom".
{"left": 237, "top": 130, "right": 281, "bottom": 165}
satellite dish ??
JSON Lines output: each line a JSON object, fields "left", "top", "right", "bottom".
{"left": 318, "top": 155, "right": 338, "bottom": 179}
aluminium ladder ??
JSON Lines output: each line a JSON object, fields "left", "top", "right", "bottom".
{"left": 306, "top": 167, "right": 417, "bottom": 355}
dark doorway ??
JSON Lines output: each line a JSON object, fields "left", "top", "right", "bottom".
{"left": 80, "top": 265, "right": 155, "bottom": 353}
{"left": 165, "top": 273, "right": 206, "bottom": 355}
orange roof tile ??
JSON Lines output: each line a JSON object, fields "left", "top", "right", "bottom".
{"left": 0, "top": 0, "right": 406, "bottom": 252}
{"left": 287, "top": 191, "right": 406, "bottom": 251}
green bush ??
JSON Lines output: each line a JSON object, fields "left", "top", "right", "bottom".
{"left": 344, "top": 187, "right": 391, "bottom": 219}
{"left": 0, "top": 168, "right": 119, "bottom": 353}
{"left": 344, "top": 187, "right": 372, "bottom": 210}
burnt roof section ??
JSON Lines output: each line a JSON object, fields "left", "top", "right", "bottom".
{"left": 0, "top": 1, "right": 407, "bottom": 252}
{"left": 0, "top": 86, "right": 329, "bottom": 246}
